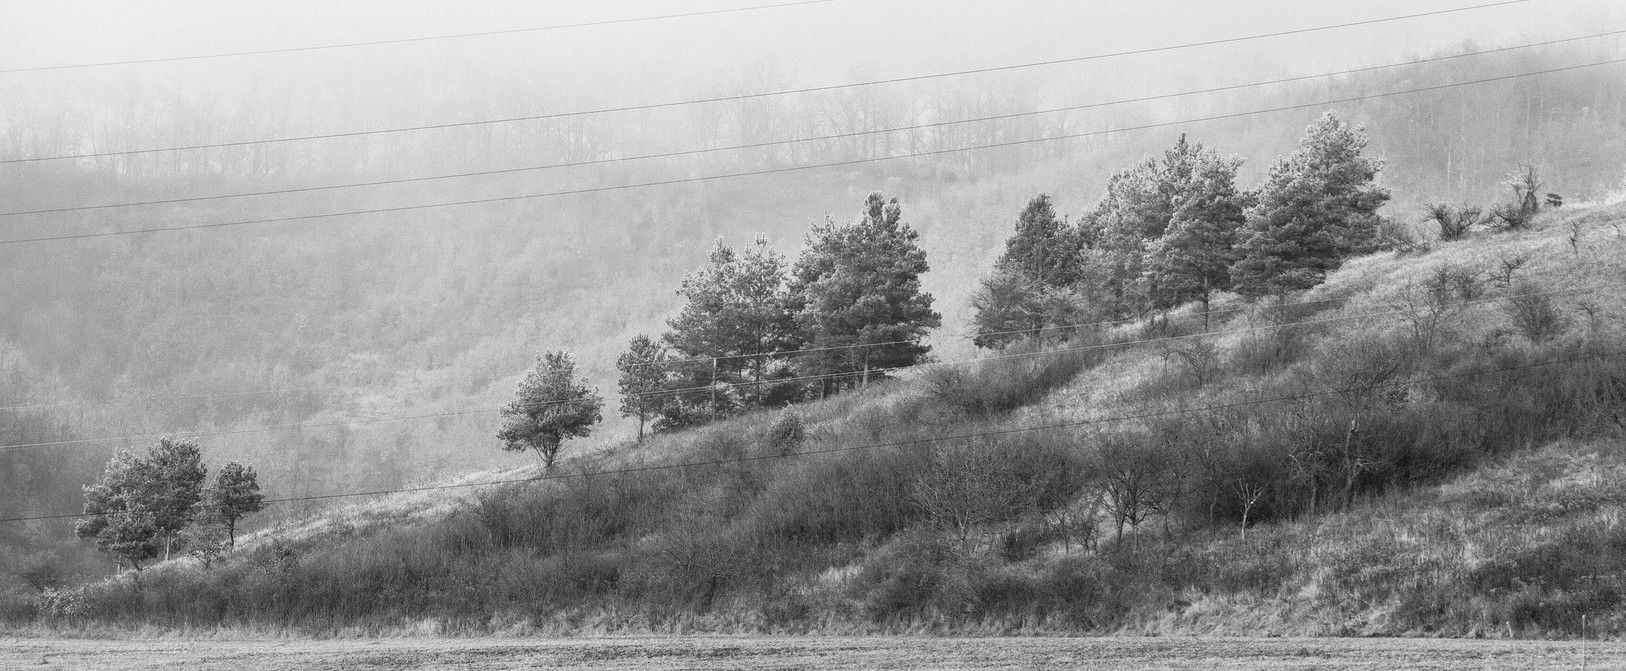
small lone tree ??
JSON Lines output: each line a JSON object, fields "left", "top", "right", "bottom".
{"left": 497, "top": 351, "right": 603, "bottom": 469}
{"left": 616, "top": 334, "right": 671, "bottom": 442}
{"left": 201, "top": 462, "right": 264, "bottom": 549}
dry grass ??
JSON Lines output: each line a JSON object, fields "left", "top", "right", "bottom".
{"left": 14, "top": 203, "right": 1626, "bottom": 639}
{"left": 6, "top": 635, "right": 1626, "bottom": 671}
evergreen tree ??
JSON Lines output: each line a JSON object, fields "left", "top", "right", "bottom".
{"left": 1085, "top": 134, "right": 1211, "bottom": 316}
{"left": 496, "top": 351, "right": 603, "bottom": 469}
{"left": 75, "top": 437, "right": 208, "bottom": 569}
{"left": 615, "top": 333, "right": 671, "bottom": 442}
{"left": 994, "top": 194, "right": 1083, "bottom": 287}
{"left": 790, "top": 192, "right": 941, "bottom": 392}
{"left": 663, "top": 237, "right": 800, "bottom": 417}
{"left": 970, "top": 270, "right": 1090, "bottom": 349}
{"left": 1231, "top": 112, "right": 1390, "bottom": 297}
{"left": 201, "top": 462, "right": 264, "bottom": 549}
{"left": 1142, "top": 150, "right": 1252, "bottom": 323}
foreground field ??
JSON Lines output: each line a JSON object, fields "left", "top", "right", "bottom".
{"left": 4, "top": 635, "right": 1625, "bottom": 670}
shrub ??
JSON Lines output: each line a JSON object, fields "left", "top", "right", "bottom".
{"left": 1503, "top": 284, "right": 1570, "bottom": 344}
{"left": 922, "top": 341, "right": 1095, "bottom": 417}
{"left": 763, "top": 413, "right": 806, "bottom": 456}
{"left": 1423, "top": 203, "right": 1483, "bottom": 241}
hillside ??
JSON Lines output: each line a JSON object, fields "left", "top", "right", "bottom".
{"left": 10, "top": 201, "right": 1624, "bottom": 636}
{"left": 3, "top": 34, "right": 1624, "bottom": 544}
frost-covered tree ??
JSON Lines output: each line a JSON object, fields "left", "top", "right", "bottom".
{"left": 497, "top": 351, "right": 603, "bottom": 469}
{"left": 1231, "top": 112, "right": 1390, "bottom": 297}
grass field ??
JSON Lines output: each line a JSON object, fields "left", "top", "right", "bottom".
{"left": 4, "top": 635, "right": 1625, "bottom": 670}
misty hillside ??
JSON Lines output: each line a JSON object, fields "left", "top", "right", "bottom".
{"left": 4, "top": 37, "right": 1626, "bottom": 533}
{"left": 3, "top": 0, "right": 1626, "bottom": 637}
{"left": 10, "top": 200, "right": 1624, "bottom": 635}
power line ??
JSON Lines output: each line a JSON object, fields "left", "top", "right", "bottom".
{"left": 0, "top": 0, "right": 840, "bottom": 74}
{"left": 0, "top": 259, "right": 1558, "bottom": 414}
{"left": 5, "top": 345, "right": 1618, "bottom": 524}
{"left": 0, "top": 0, "right": 1534, "bottom": 164}
{"left": 3, "top": 251, "right": 1595, "bottom": 415}
{"left": 9, "top": 28, "right": 1622, "bottom": 218}
{"left": 5, "top": 56, "right": 1620, "bottom": 247}
{"left": 2, "top": 278, "right": 1615, "bottom": 453}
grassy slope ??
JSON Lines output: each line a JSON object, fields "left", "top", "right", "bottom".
{"left": 14, "top": 202, "right": 1626, "bottom": 636}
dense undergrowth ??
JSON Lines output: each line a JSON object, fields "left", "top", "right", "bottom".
{"left": 7, "top": 206, "right": 1626, "bottom": 637}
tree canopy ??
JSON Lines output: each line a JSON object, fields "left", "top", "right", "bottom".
{"left": 1231, "top": 112, "right": 1390, "bottom": 297}
{"left": 75, "top": 437, "right": 208, "bottom": 570}
{"left": 790, "top": 192, "right": 941, "bottom": 391}
{"left": 496, "top": 351, "right": 603, "bottom": 469}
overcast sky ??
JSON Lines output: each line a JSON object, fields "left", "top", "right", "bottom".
{"left": 4, "top": 1, "right": 1620, "bottom": 100}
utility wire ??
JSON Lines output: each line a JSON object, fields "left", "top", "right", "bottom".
{"left": 4, "top": 345, "right": 1618, "bottom": 524}
{"left": 7, "top": 28, "right": 1621, "bottom": 217}
{"left": 4, "top": 254, "right": 1597, "bottom": 414}
{"left": 4, "top": 56, "right": 1620, "bottom": 247}
{"left": 0, "top": 0, "right": 1534, "bottom": 164}
{"left": 2, "top": 278, "right": 1615, "bottom": 453}
{"left": 0, "top": 0, "right": 840, "bottom": 74}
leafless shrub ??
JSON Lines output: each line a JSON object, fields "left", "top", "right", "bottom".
{"left": 911, "top": 440, "right": 1037, "bottom": 550}
{"left": 1488, "top": 253, "right": 1530, "bottom": 288}
{"left": 1423, "top": 203, "right": 1483, "bottom": 241}
{"left": 1384, "top": 265, "right": 1479, "bottom": 356}
{"left": 1503, "top": 283, "right": 1570, "bottom": 344}
{"left": 1158, "top": 337, "right": 1221, "bottom": 388}
{"left": 1491, "top": 166, "right": 1542, "bottom": 230}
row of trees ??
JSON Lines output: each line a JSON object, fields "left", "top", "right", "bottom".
{"left": 616, "top": 192, "right": 940, "bottom": 438}
{"left": 975, "top": 112, "right": 1390, "bottom": 346}
{"left": 495, "top": 192, "right": 941, "bottom": 465}
{"left": 76, "top": 437, "right": 264, "bottom": 571}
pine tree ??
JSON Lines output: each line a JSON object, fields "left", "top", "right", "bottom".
{"left": 1086, "top": 134, "right": 1214, "bottom": 316}
{"left": 1231, "top": 112, "right": 1390, "bottom": 297}
{"left": 663, "top": 237, "right": 800, "bottom": 418}
{"left": 75, "top": 437, "right": 208, "bottom": 569}
{"left": 994, "top": 194, "right": 1083, "bottom": 287}
{"left": 790, "top": 192, "right": 941, "bottom": 392}
{"left": 201, "top": 462, "right": 264, "bottom": 549}
{"left": 1143, "top": 150, "right": 1252, "bottom": 324}
{"left": 970, "top": 270, "right": 1090, "bottom": 349}
{"left": 496, "top": 351, "right": 603, "bottom": 469}
{"left": 616, "top": 334, "right": 671, "bottom": 442}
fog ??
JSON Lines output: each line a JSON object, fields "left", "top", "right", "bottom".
{"left": 3, "top": 0, "right": 1625, "bottom": 559}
